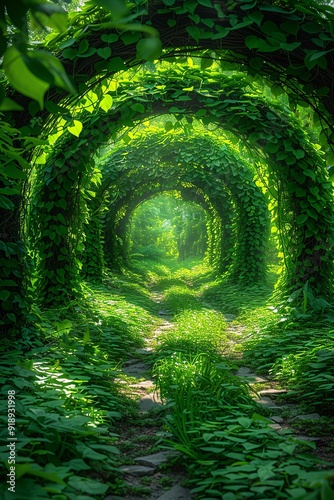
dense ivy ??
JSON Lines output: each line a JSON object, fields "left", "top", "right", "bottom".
{"left": 95, "top": 132, "right": 268, "bottom": 285}
{"left": 28, "top": 68, "right": 334, "bottom": 313}
{"left": 101, "top": 185, "right": 227, "bottom": 275}
{"left": 2, "top": 0, "right": 334, "bottom": 333}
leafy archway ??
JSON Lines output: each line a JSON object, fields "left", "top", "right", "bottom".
{"left": 92, "top": 132, "right": 268, "bottom": 287}
{"left": 3, "top": 0, "right": 334, "bottom": 333}
{"left": 29, "top": 70, "right": 333, "bottom": 312}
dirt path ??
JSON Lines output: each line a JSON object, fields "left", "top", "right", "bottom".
{"left": 106, "top": 291, "right": 193, "bottom": 500}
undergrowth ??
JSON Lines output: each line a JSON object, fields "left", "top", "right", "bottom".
{"left": 150, "top": 261, "right": 334, "bottom": 498}
{"left": 154, "top": 353, "right": 333, "bottom": 499}
{"left": 1, "top": 259, "right": 334, "bottom": 498}
{"left": 0, "top": 274, "right": 157, "bottom": 499}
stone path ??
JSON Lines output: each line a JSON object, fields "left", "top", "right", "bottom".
{"left": 107, "top": 290, "right": 329, "bottom": 499}
{"left": 235, "top": 364, "right": 323, "bottom": 437}
{"left": 106, "top": 293, "right": 193, "bottom": 500}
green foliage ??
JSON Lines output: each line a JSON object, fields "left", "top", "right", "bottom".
{"left": 153, "top": 352, "right": 331, "bottom": 499}
{"left": 0, "top": 334, "right": 122, "bottom": 498}
{"left": 19, "top": 63, "right": 333, "bottom": 323}
{"left": 271, "top": 340, "right": 334, "bottom": 414}
{"left": 98, "top": 129, "right": 268, "bottom": 286}
{"left": 130, "top": 194, "right": 207, "bottom": 261}
{"left": 0, "top": 271, "right": 160, "bottom": 498}
{"left": 151, "top": 268, "right": 334, "bottom": 499}
{"left": 1, "top": 0, "right": 334, "bottom": 335}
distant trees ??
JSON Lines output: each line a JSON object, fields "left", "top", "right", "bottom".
{"left": 130, "top": 194, "right": 207, "bottom": 261}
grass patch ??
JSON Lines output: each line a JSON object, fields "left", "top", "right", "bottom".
{"left": 155, "top": 309, "right": 228, "bottom": 358}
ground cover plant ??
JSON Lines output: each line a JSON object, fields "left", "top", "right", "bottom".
{"left": 151, "top": 263, "right": 334, "bottom": 499}
{"left": 0, "top": 275, "right": 159, "bottom": 499}
{"left": 1, "top": 256, "right": 334, "bottom": 498}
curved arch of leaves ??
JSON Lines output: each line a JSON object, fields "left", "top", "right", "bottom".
{"left": 29, "top": 70, "right": 334, "bottom": 314}
{"left": 6, "top": 0, "right": 334, "bottom": 147}
{"left": 2, "top": 0, "right": 334, "bottom": 333}
{"left": 91, "top": 133, "right": 268, "bottom": 288}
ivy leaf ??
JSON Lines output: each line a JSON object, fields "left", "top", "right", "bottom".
{"left": 165, "top": 121, "right": 174, "bottom": 132}
{"left": 0, "top": 97, "right": 23, "bottom": 111}
{"left": 67, "top": 476, "right": 108, "bottom": 495}
{"left": 293, "top": 149, "right": 305, "bottom": 159}
{"left": 201, "top": 58, "right": 213, "bottom": 70}
{"left": 0, "top": 290, "right": 10, "bottom": 301}
{"left": 107, "top": 57, "right": 126, "bottom": 72}
{"left": 99, "top": 94, "right": 113, "bottom": 112}
{"left": 31, "top": 3, "right": 68, "bottom": 32}
{"left": 30, "top": 51, "right": 76, "bottom": 94}
{"left": 67, "top": 120, "right": 83, "bottom": 137}
{"left": 296, "top": 213, "right": 308, "bottom": 225}
{"left": 136, "top": 38, "right": 162, "bottom": 62}
{"left": 101, "top": 33, "right": 119, "bottom": 43}
{"left": 4, "top": 163, "right": 27, "bottom": 180}
{"left": 258, "top": 464, "right": 275, "bottom": 482}
{"left": 130, "top": 102, "right": 145, "bottom": 113}
{"left": 0, "top": 195, "right": 15, "bottom": 210}
{"left": 97, "top": 47, "right": 112, "bottom": 59}
{"left": 280, "top": 42, "right": 301, "bottom": 51}
{"left": 309, "top": 50, "right": 329, "bottom": 62}
{"left": 93, "top": 0, "right": 128, "bottom": 19}
{"left": 240, "top": 0, "right": 257, "bottom": 10}
{"left": 245, "top": 35, "right": 260, "bottom": 49}
{"left": 197, "top": 0, "right": 213, "bottom": 7}
{"left": 247, "top": 11, "right": 264, "bottom": 25}
{"left": 321, "top": 481, "right": 334, "bottom": 500}
{"left": 55, "top": 319, "right": 72, "bottom": 334}
{"left": 3, "top": 46, "right": 49, "bottom": 108}
{"left": 186, "top": 25, "right": 201, "bottom": 42}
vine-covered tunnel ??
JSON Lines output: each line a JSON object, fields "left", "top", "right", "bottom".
{"left": 1, "top": 2, "right": 334, "bottom": 498}
{"left": 2, "top": 2, "right": 334, "bottom": 332}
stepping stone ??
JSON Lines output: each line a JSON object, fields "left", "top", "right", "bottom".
{"left": 139, "top": 393, "right": 162, "bottom": 411}
{"left": 158, "top": 310, "right": 172, "bottom": 316}
{"left": 269, "top": 423, "right": 282, "bottom": 431}
{"left": 159, "top": 323, "right": 174, "bottom": 329}
{"left": 134, "top": 451, "right": 179, "bottom": 467}
{"left": 248, "top": 374, "right": 269, "bottom": 383}
{"left": 270, "top": 416, "right": 284, "bottom": 424}
{"left": 236, "top": 367, "right": 268, "bottom": 382}
{"left": 236, "top": 367, "right": 252, "bottom": 377}
{"left": 130, "top": 380, "right": 155, "bottom": 389}
{"left": 124, "top": 358, "right": 140, "bottom": 366}
{"left": 155, "top": 484, "right": 193, "bottom": 499}
{"left": 224, "top": 314, "right": 236, "bottom": 322}
{"left": 294, "top": 435, "right": 321, "bottom": 442}
{"left": 122, "top": 363, "right": 150, "bottom": 375}
{"left": 119, "top": 464, "right": 155, "bottom": 477}
{"left": 135, "top": 347, "right": 153, "bottom": 355}
{"left": 259, "top": 389, "right": 287, "bottom": 396}
{"left": 255, "top": 397, "right": 278, "bottom": 408}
